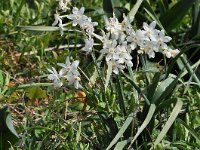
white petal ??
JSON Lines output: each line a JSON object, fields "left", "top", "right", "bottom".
{"left": 150, "top": 21, "right": 156, "bottom": 28}
{"left": 48, "top": 74, "right": 56, "bottom": 80}
{"left": 72, "top": 60, "right": 79, "bottom": 68}
{"left": 47, "top": 68, "right": 53, "bottom": 74}
{"left": 143, "top": 22, "right": 148, "bottom": 30}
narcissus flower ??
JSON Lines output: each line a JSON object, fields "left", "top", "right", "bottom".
{"left": 48, "top": 56, "right": 82, "bottom": 89}
{"left": 82, "top": 38, "right": 94, "bottom": 53}
{"left": 67, "top": 7, "right": 87, "bottom": 26}
{"left": 58, "top": 0, "right": 71, "bottom": 11}
{"left": 47, "top": 67, "right": 63, "bottom": 88}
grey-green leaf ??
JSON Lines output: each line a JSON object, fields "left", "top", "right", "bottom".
{"left": 154, "top": 99, "right": 183, "bottom": 146}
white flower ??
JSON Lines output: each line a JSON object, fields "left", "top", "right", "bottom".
{"left": 47, "top": 67, "right": 63, "bottom": 88}
{"left": 106, "top": 15, "right": 124, "bottom": 39}
{"left": 171, "top": 49, "right": 180, "bottom": 57}
{"left": 82, "top": 37, "right": 94, "bottom": 53}
{"left": 100, "top": 40, "right": 119, "bottom": 62}
{"left": 127, "top": 29, "right": 147, "bottom": 50}
{"left": 163, "top": 48, "right": 180, "bottom": 58}
{"left": 111, "top": 60, "right": 125, "bottom": 74}
{"left": 67, "top": 7, "right": 97, "bottom": 36}
{"left": 57, "top": 56, "right": 71, "bottom": 74}
{"left": 69, "top": 60, "right": 80, "bottom": 75}
{"left": 139, "top": 40, "right": 157, "bottom": 58}
{"left": 58, "top": 0, "right": 71, "bottom": 11}
{"left": 155, "top": 30, "right": 172, "bottom": 51}
{"left": 52, "top": 13, "right": 62, "bottom": 26}
{"left": 106, "top": 15, "right": 122, "bottom": 33}
{"left": 117, "top": 42, "right": 132, "bottom": 66}
{"left": 66, "top": 74, "right": 82, "bottom": 89}
{"left": 52, "top": 13, "right": 64, "bottom": 36}
{"left": 143, "top": 21, "right": 157, "bottom": 39}
{"left": 67, "top": 7, "right": 87, "bottom": 26}
{"left": 122, "top": 14, "right": 134, "bottom": 34}
{"left": 56, "top": 56, "right": 82, "bottom": 89}
{"left": 57, "top": 56, "right": 80, "bottom": 76}
{"left": 80, "top": 17, "right": 98, "bottom": 35}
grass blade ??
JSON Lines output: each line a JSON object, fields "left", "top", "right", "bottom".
{"left": 114, "top": 139, "right": 130, "bottom": 150}
{"left": 147, "top": 72, "right": 160, "bottom": 102}
{"left": 106, "top": 113, "right": 134, "bottom": 150}
{"left": 128, "top": 0, "right": 143, "bottom": 19}
{"left": 128, "top": 104, "right": 156, "bottom": 149}
{"left": 116, "top": 75, "right": 126, "bottom": 116}
{"left": 105, "top": 61, "right": 112, "bottom": 90}
{"left": 152, "top": 75, "right": 179, "bottom": 104}
{"left": 154, "top": 99, "right": 183, "bottom": 145}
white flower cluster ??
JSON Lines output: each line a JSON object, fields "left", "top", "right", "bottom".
{"left": 99, "top": 15, "right": 134, "bottom": 74}
{"left": 67, "top": 7, "right": 98, "bottom": 53}
{"left": 126, "top": 21, "right": 179, "bottom": 59}
{"left": 52, "top": 7, "right": 98, "bottom": 53}
{"left": 52, "top": 6, "right": 180, "bottom": 75}
{"left": 47, "top": 56, "right": 82, "bottom": 89}
{"left": 99, "top": 15, "right": 179, "bottom": 74}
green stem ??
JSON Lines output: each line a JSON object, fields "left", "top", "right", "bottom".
{"left": 18, "top": 83, "right": 53, "bottom": 89}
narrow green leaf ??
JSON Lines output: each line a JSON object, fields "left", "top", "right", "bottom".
{"left": 105, "top": 61, "right": 112, "bottom": 90}
{"left": 89, "top": 68, "right": 98, "bottom": 87}
{"left": 152, "top": 74, "right": 179, "bottom": 104}
{"left": 76, "top": 122, "right": 82, "bottom": 143}
{"left": 128, "top": 104, "right": 156, "bottom": 148}
{"left": 1, "top": 73, "right": 10, "bottom": 96}
{"left": 10, "top": 0, "right": 14, "bottom": 8}
{"left": 160, "top": 0, "right": 196, "bottom": 31}
{"left": 147, "top": 72, "right": 160, "bottom": 102}
{"left": 18, "top": 26, "right": 80, "bottom": 32}
{"left": 156, "top": 98, "right": 176, "bottom": 114}
{"left": 128, "top": 0, "right": 143, "bottom": 19}
{"left": 18, "top": 26, "right": 62, "bottom": 31}
{"left": 89, "top": 54, "right": 104, "bottom": 87}
{"left": 114, "top": 139, "right": 130, "bottom": 150}
{"left": 116, "top": 75, "right": 126, "bottom": 116}
{"left": 0, "top": 70, "right": 3, "bottom": 93}
{"left": 154, "top": 99, "right": 183, "bottom": 145}
{"left": 106, "top": 113, "right": 134, "bottom": 150}
{"left": 6, "top": 114, "right": 19, "bottom": 138}
{"left": 18, "top": 83, "right": 53, "bottom": 89}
